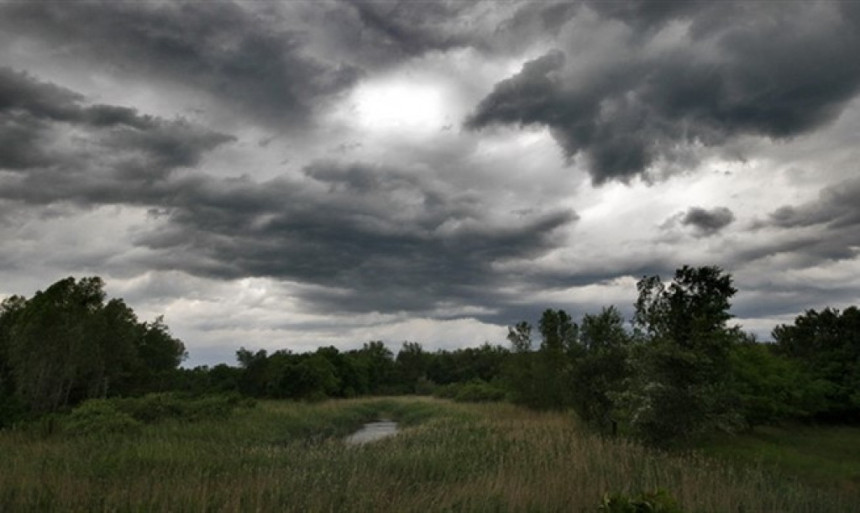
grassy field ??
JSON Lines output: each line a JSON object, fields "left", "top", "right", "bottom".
{"left": 1, "top": 397, "right": 857, "bottom": 512}
{"left": 698, "top": 423, "right": 860, "bottom": 495}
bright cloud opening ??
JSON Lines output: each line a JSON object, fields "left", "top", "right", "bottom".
{"left": 352, "top": 79, "right": 446, "bottom": 132}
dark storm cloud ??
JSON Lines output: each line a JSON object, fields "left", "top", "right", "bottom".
{"left": 0, "top": 1, "right": 360, "bottom": 127}
{"left": 499, "top": 3, "right": 579, "bottom": 38}
{"left": 581, "top": 0, "right": 718, "bottom": 34}
{"left": 734, "top": 280, "right": 860, "bottom": 323}
{"left": 340, "top": 1, "right": 474, "bottom": 59}
{"left": 767, "top": 179, "right": 860, "bottom": 231}
{"left": 467, "top": 1, "right": 860, "bottom": 184}
{"left": 0, "top": 69, "right": 578, "bottom": 315}
{"left": 736, "top": 179, "right": 860, "bottom": 265}
{"left": 0, "top": 68, "right": 160, "bottom": 133}
{"left": 0, "top": 68, "right": 83, "bottom": 122}
{"left": 679, "top": 206, "right": 735, "bottom": 236}
{"left": 0, "top": 68, "right": 234, "bottom": 202}
{"left": 132, "top": 161, "right": 577, "bottom": 315}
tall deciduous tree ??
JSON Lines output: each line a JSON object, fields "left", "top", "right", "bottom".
{"left": 396, "top": 341, "right": 428, "bottom": 393}
{"left": 571, "top": 306, "right": 631, "bottom": 432}
{"left": 536, "top": 309, "right": 578, "bottom": 409}
{"left": 0, "top": 296, "right": 27, "bottom": 425}
{"left": 630, "top": 266, "right": 741, "bottom": 443}
{"left": 0, "top": 277, "right": 186, "bottom": 416}
{"left": 7, "top": 277, "right": 107, "bottom": 412}
{"left": 504, "top": 321, "right": 538, "bottom": 406}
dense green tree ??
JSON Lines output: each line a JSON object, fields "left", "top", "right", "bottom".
{"left": 729, "top": 337, "right": 826, "bottom": 427}
{"left": 629, "top": 266, "right": 741, "bottom": 443}
{"left": 0, "top": 296, "right": 26, "bottom": 426}
{"left": 7, "top": 277, "right": 108, "bottom": 412}
{"left": 270, "top": 352, "right": 340, "bottom": 400}
{"left": 444, "top": 344, "right": 509, "bottom": 384}
{"left": 503, "top": 321, "right": 538, "bottom": 406}
{"left": 352, "top": 341, "right": 396, "bottom": 394}
{"left": 773, "top": 306, "right": 860, "bottom": 421}
{"left": 173, "top": 364, "right": 241, "bottom": 395}
{"left": 396, "top": 342, "right": 428, "bottom": 393}
{"left": 316, "top": 346, "right": 366, "bottom": 397}
{"left": 132, "top": 316, "right": 186, "bottom": 393}
{"left": 535, "top": 309, "right": 578, "bottom": 409}
{"left": 0, "top": 277, "right": 186, "bottom": 416}
{"left": 81, "top": 298, "right": 139, "bottom": 398}
{"left": 236, "top": 348, "right": 270, "bottom": 397}
{"left": 571, "top": 306, "right": 631, "bottom": 432}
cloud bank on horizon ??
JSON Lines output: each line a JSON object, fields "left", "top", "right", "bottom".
{"left": 1, "top": 0, "right": 859, "bottom": 365}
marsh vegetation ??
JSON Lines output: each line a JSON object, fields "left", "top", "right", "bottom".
{"left": 1, "top": 397, "right": 857, "bottom": 512}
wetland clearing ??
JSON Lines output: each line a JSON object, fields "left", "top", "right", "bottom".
{"left": 1, "top": 397, "right": 857, "bottom": 512}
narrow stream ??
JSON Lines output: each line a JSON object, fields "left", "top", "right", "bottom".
{"left": 344, "top": 420, "right": 398, "bottom": 445}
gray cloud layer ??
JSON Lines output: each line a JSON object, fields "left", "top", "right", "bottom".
{"left": 0, "top": 67, "right": 235, "bottom": 204}
{"left": 0, "top": 67, "right": 576, "bottom": 319}
{"left": 335, "top": 0, "right": 476, "bottom": 63}
{"left": 2, "top": 1, "right": 860, "bottom": 354}
{"left": 468, "top": 1, "right": 860, "bottom": 183}
{"left": 749, "top": 178, "right": 860, "bottom": 264}
{"left": 0, "top": 1, "right": 360, "bottom": 128}
{"left": 135, "top": 162, "right": 576, "bottom": 315}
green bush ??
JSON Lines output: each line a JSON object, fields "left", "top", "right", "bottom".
{"left": 113, "top": 392, "right": 251, "bottom": 423}
{"left": 599, "top": 489, "right": 683, "bottom": 513}
{"left": 63, "top": 393, "right": 252, "bottom": 433}
{"left": 64, "top": 399, "right": 141, "bottom": 435}
{"left": 433, "top": 380, "right": 506, "bottom": 403}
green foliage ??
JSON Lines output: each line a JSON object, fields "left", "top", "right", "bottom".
{"left": 2, "top": 399, "right": 853, "bottom": 512}
{"left": 355, "top": 340, "right": 397, "bottom": 393}
{"left": 434, "top": 379, "right": 506, "bottom": 403}
{"left": 534, "top": 309, "right": 578, "bottom": 409}
{"left": 62, "top": 393, "right": 251, "bottom": 436}
{"left": 571, "top": 307, "right": 631, "bottom": 432}
{"left": 502, "top": 321, "right": 541, "bottom": 407}
{"left": 63, "top": 399, "right": 142, "bottom": 435}
{"left": 0, "top": 277, "right": 186, "bottom": 416}
{"left": 6, "top": 277, "right": 110, "bottom": 413}
{"left": 599, "top": 489, "right": 682, "bottom": 513}
{"left": 112, "top": 393, "right": 250, "bottom": 423}
{"left": 628, "top": 266, "right": 742, "bottom": 443}
{"left": 396, "top": 341, "right": 429, "bottom": 393}
{"left": 773, "top": 306, "right": 860, "bottom": 421}
{"left": 232, "top": 341, "right": 512, "bottom": 403}
{"left": 729, "top": 339, "right": 825, "bottom": 427}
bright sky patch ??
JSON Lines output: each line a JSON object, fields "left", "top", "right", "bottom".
{"left": 352, "top": 79, "right": 446, "bottom": 132}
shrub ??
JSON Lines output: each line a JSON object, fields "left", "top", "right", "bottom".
{"left": 64, "top": 399, "right": 141, "bottom": 436}
{"left": 113, "top": 392, "right": 251, "bottom": 423}
{"left": 433, "top": 380, "right": 506, "bottom": 403}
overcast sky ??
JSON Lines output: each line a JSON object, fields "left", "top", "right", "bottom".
{"left": 2, "top": 1, "right": 860, "bottom": 366}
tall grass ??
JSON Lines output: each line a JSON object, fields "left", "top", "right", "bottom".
{"left": 698, "top": 423, "right": 860, "bottom": 494}
{"left": 1, "top": 397, "right": 855, "bottom": 512}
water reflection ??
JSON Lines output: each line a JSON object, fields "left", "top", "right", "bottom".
{"left": 345, "top": 420, "right": 398, "bottom": 445}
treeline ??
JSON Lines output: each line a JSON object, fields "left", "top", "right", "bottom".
{"left": 174, "top": 341, "right": 509, "bottom": 402}
{"left": 2, "top": 269, "right": 859, "bottom": 445}
{"left": 504, "top": 266, "right": 860, "bottom": 444}
{"left": 0, "top": 277, "right": 186, "bottom": 427}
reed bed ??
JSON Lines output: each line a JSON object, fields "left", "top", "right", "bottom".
{"left": 0, "top": 397, "right": 855, "bottom": 512}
